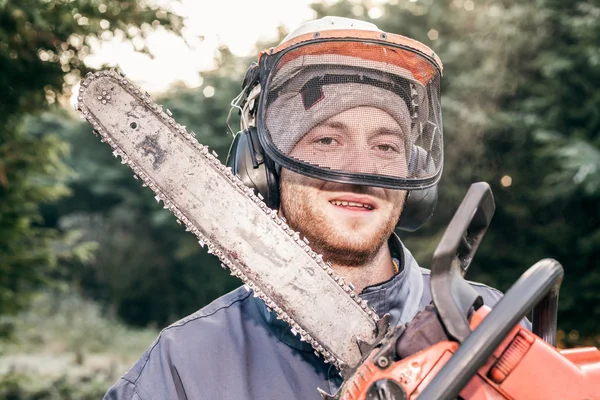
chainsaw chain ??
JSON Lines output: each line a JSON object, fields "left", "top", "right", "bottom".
{"left": 76, "top": 69, "right": 380, "bottom": 369}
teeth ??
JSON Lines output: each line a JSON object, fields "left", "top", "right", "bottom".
{"left": 330, "top": 200, "right": 373, "bottom": 210}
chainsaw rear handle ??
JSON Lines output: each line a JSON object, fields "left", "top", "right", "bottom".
{"left": 418, "top": 258, "right": 564, "bottom": 400}
{"left": 532, "top": 277, "right": 560, "bottom": 347}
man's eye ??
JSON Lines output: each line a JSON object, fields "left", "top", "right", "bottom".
{"left": 376, "top": 144, "right": 397, "bottom": 152}
{"left": 317, "top": 137, "right": 336, "bottom": 145}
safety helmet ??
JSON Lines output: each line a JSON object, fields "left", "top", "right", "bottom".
{"left": 227, "top": 16, "right": 443, "bottom": 231}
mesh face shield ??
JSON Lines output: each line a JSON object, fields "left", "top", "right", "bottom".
{"left": 255, "top": 33, "right": 443, "bottom": 191}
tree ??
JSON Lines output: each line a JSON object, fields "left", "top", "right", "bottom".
{"left": 313, "top": 0, "right": 600, "bottom": 342}
{"left": 479, "top": 0, "right": 600, "bottom": 341}
{"left": 0, "top": 0, "right": 182, "bottom": 318}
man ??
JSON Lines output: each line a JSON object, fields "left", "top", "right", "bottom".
{"left": 104, "top": 17, "right": 505, "bottom": 400}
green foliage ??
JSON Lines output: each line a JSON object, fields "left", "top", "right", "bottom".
{"left": 537, "top": 133, "right": 600, "bottom": 198}
{"left": 1, "top": 290, "right": 157, "bottom": 358}
{"left": 477, "top": 0, "right": 600, "bottom": 336}
{"left": 0, "top": 120, "right": 71, "bottom": 315}
{"left": 0, "top": 291, "right": 157, "bottom": 399}
{"left": 0, "top": 1, "right": 182, "bottom": 319}
{"left": 0, "top": 372, "right": 107, "bottom": 400}
{"left": 0, "top": 0, "right": 182, "bottom": 118}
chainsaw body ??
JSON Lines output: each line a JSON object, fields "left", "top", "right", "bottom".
{"left": 341, "top": 306, "right": 600, "bottom": 399}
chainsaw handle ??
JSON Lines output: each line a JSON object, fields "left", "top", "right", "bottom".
{"left": 430, "top": 182, "right": 495, "bottom": 343}
{"left": 418, "top": 258, "right": 564, "bottom": 400}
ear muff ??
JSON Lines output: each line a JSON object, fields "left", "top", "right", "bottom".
{"left": 226, "top": 127, "right": 280, "bottom": 209}
{"left": 397, "top": 145, "right": 439, "bottom": 232}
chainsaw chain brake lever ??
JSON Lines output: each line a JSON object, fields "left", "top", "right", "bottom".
{"left": 430, "top": 182, "right": 495, "bottom": 343}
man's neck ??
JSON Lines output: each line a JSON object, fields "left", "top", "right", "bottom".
{"left": 330, "top": 244, "right": 396, "bottom": 293}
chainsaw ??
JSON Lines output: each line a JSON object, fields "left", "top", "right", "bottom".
{"left": 330, "top": 184, "right": 600, "bottom": 400}
{"left": 76, "top": 69, "right": 600, "bottom": 399}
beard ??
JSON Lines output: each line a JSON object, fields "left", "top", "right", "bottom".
{"left": 279, "top": 172, "right": 404, "bottom": 267}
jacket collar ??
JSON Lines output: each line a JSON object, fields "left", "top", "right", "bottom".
{"left": 254, "top": 233, "right": 424, "bottom": 352}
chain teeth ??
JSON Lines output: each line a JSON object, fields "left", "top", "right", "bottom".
{"left": 77, "top": 69, "right": 379, "bottom": 369}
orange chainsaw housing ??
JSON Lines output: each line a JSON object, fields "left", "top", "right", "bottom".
{"left": 340, "top": 306, "right": 600, "bottom": 400}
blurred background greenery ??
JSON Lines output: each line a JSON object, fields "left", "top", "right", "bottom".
{"left": 1, "top": 0, "right": 598, "bottom": 397}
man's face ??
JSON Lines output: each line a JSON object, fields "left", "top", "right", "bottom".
{"left": 279, "top": 106, "right": 408, "bottom": 266}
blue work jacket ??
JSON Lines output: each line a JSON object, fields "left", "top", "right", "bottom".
{"left": 104, "top": 236, "right": 507, "bottom": 400}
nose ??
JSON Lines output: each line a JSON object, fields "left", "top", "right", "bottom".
{"left": 341, "top": 143, "right": 379, "bottom": 174}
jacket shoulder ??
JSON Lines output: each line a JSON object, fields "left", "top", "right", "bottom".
{"left": 167, "top": 285, "right": 253, "bottom": 329}
{"left": 103, "top": 378, "right": 144, "bottom": 400}
{"left": 105, "top": 286, "right": 253, "bottom": 399}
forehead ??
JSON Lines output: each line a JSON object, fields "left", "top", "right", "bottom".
{"left": 288, "top": 105, "right": 410, "bottom": 178}
{"left": 306, "top": 107, "right": 405, "bottom": 135}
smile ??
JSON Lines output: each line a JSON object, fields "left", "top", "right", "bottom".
{"left": 329, "top": 200, "right": 374, "bottom": 210}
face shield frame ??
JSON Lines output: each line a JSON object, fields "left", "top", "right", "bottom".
{"left": 254, "top": 32, "right": 444, "bottom": 191}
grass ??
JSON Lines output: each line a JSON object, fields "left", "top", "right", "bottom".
{"left": 0, "top": 290, "right": 158, "bottom": 399}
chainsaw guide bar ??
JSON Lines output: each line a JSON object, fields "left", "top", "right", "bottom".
{"left": 76, "top": 69, "right": 382, "bottom": 370}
